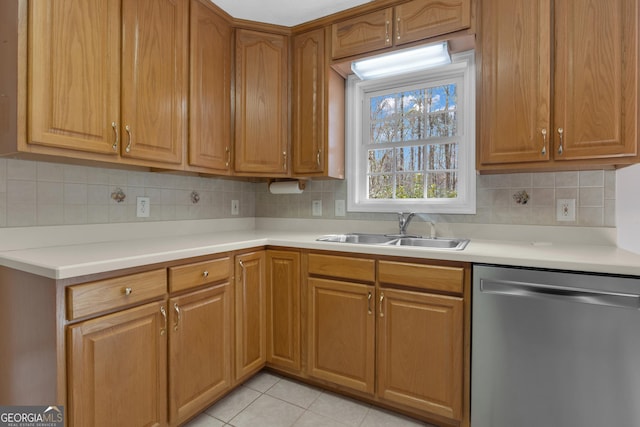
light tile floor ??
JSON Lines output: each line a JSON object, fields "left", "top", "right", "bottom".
{"left": 184, "top": 371, "right": 436, "bottom": 427}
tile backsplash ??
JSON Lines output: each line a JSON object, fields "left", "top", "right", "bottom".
{"left": 254, "top": 170, "right": 616, "bottom": 227}
{"left": 0, "top": 158, "right": 615, "bottom": 228}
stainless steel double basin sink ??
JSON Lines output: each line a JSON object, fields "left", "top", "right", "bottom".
{"left": 316, "top": 233, "right": 469, "bottom": 251}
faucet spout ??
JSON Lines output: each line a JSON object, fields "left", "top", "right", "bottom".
{"left": 397, "top": 212, "right": 416, "bottom": 236}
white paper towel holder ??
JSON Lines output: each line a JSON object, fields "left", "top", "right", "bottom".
{"left": 268, "top": 179, "right": 306, "bottom": 194}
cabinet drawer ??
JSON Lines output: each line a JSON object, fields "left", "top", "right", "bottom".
{"left": 67, "top": 269, "right": 167, "bottom": 320}
{"left": 168, "top": 257, "right": 231, "bottom": 293}
{"left": 378, "top": 260, "right": 464, "bottom": 294}
{"left": 308, "top": 253, "right": 375, "bottom": 283}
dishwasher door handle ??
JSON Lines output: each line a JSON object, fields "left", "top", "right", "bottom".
{"left": 480, "top": 279, "right": 640, "bottom": 309}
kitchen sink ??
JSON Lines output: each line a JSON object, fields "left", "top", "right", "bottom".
{"left": 315, "top": 233, "right": 469, "bottom": 251}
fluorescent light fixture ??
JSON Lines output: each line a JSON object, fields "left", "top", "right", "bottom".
{"left": 351, "top": 41, "right": 451, "bottom": 80}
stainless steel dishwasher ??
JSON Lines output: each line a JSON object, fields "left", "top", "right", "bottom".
{"left": 472, "top": 264, "right": 640, "bottom": 427}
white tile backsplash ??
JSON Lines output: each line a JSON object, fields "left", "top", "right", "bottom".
{"left": 0, "top": 159, "right": 617, "bottom": 228}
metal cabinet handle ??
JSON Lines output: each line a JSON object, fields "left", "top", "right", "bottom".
{"left": 111, "top": 122, "right": 119, "bottom": 151}
{"left": 379, "top": 292, "right": 385, "bottom": 317}
{"left": 367, "top": 291, "right": 372, "bottom": 315}
{"left": 396, "top": 17, "right": 401, "bottom": 40}
{"left": 225, "top": 147, "right": 231, "bottom": 167}
{"left": 160, "top": 306, "right": 167, "bottom": 336}
{"left": 283, "top": 151, "right": 288, "bottom": 171}
{"left": 385, "top": 21, "right": 390, "bottom": 44}
{"left": 125, "top": 125, "right": 132, "bottom": 153}
{"left": 557, "top": 128, "right": 564, "bottom": 155}
{"left": 173, "top": 303, "right": 181, "bottom": 332}
{"left": 203, "top": 270, "right": 209, "bottom": 279}
{"left": 316, "top": 149, "right": 321, "bottom": 167}
{"left": 541, "top": 128, "right": 547, "bottom": 155}
{"left": 239, "top": 260, "right": 245, "bottom": 282}
{"left": 123, "top": 287, "right": 133, "bottom": 296}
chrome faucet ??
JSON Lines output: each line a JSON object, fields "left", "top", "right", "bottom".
{"left": 397, "top": 212, "right": 416, "bottom": 236}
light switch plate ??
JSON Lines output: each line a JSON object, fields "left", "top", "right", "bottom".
{"left": 335, "top": 200, "right": 346, "bottom": 217}
{"left": 231, "top": 200, "right": 239, "bottom": 216}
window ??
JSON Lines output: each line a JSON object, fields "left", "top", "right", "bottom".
{"left": 346, "top": 50, "right": 476, "bottom": 214}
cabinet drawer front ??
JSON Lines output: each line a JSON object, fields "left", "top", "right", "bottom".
{"left": 378, "top": 261, "right": 464, "bottom": 294}
{"left": 331, "top": 8, "right": 393, "bottom": 59}
{"left": 169, "top": 257, "right": 231, "bottom": 293}
{"left": 308, "top": 253, "right": 375, "bottom": 283}
{"left": 67, "top": 269, "right": 167, "bottom": 320}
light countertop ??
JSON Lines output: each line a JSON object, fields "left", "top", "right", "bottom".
{"left": 0, "top": 219, "right": 639, "bottom": 280}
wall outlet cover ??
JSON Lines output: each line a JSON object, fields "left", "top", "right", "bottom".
{"left": 335, "top": 200, "right": 346, "bottom": 217}
{"left": 136, "top": 197, "right": 150, "bottom": 218}
{"left": 557, "top": 199, "right": 576, "bottom": 221}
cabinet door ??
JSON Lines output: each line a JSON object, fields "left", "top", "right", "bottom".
{"left": 169, "top": 283, "right": 232, "bottom": 425}
{"left": 29, "top": 0, "right": 120, "bottom": 155}
{"left": 395, "top": 0, "right": 471, "bottom": 46}
{"left": 292, "top": 29, "right": 326, "bottom": 175}
{"left": 308, "top": 278, "right": 375, "bottom": 394}
{"left": 331, "top": 8, "right": 393, "bottom": 59}
{"left": 478, "top": 0, "right": 552, "bottom": 166}
{"left": 377, "top": 288, "right": 463, "bottom": 420}
{"left": 554, "top": 0, "right": 638, "bottom": 160}
{"left": 234, "top": 29, "right": 289, "bottom": 175}
{"left": 67, "top": 301, "right": 167, "bottom": 427}
{"left": 235, "top": 251, "right": 267, "bottom": 381}
{"left": 121, "top": 0, "right": 187, "bottom": 165}
{"left": 189, "top": 0, "right": 233, "bottom": 173}
{"left": 266, "top": 250, "right": 301, "bottom": 371}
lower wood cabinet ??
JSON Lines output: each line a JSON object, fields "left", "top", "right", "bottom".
{"left": 168, "top": 283, "right": 232, "bottom": 425}
{"left": 266, "top": 250, "right": 301, "bottom": 372}
{"left": 377, "top": 288, "right": 463, "bottom": 420}
{"left": 307, "top": 277, "right": 375, "bottom": 394}
{"left": 67, "top": 301, "right": 168, "bottom": 427}
{"left": 235, "top": 251, "right": 267, "bottom": 382}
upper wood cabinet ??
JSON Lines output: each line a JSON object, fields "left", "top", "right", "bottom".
{"left": 188, "top": 0, "right": 233, "bottom": 174}
{"left": 478, "top": 0, "right": 639, "bottom": 171}
{"left": 28, "top": 0, "right": 187, "bottom": 167}
{"left": 120, "top": 0, "right": 187, "bottom": 165}
{"left": 234, "top": 29, "right": 289, "bottom": 176}
{"left": 292, "top": 28, "right": 345, "bottom": 178}
{"left": 29, "top": 0, "right": 121, "bottom": 156}
{"left": 331, "top": 0, "right": 471, "bottom": 60}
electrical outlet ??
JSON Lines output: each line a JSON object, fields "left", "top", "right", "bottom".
{"left": 335, "top": 200, "right": 346, "bottom": 217}
{"left": 312, "top": 200, "right": 322, "bottom": 216}
{"left": 231, "top": 200, "right": 240, "bottom": 216}
{"left": 556, "top": 199, "right": 576, "bottom": 221}
{"left": 136, "top": 197, "right": 150, "bottom": 218}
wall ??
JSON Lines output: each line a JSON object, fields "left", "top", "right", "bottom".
{"left": 255, "top": 170, "right": 616, "bottom": 227}
{"left": 616, "top": 164, "right": 640, "bottom": 254}
{"left": 0, "top": 157, "right": 616, "bottom": 229}
{"left": 0, "top": 158, "right": 255, "bottom": 227}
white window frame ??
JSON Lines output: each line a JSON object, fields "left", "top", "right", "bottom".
{"left": 346, "top": 50, "right": 476, "bottom": 214}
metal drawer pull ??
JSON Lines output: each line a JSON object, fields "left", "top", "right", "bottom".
{"left": 111, "top": 122, "right": 119, "bottom": 151}
{"left": 541, "top": 128, "right": 547, "bottom": 155}
{"left": 396, "top": 17, "right": 401, "bottom": 40}
{"left": 379, "top": 292, "right": 384, "bottom": 317}
{"left": 123, "top": 287, "right": 132, "bottom": 296}
{"left": 557, "top": 128, "right": 564, "bottom": 155}
{"left": 225, "top": 147, "right": 230, "bottom": 167}
{"left": 173, "top": 303, "right": 181, "bottom": 331}
{"left": 125, "top": 125, "right": 132, "bottom": 153}
{"left": 203, "top": 270, "right": 209, "bottom": 278}
{"left": 367, "top": 291, "right": 372, "bottom": 315}
{"left": 160, "top": 306, "right": 167, "bottom": 336}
